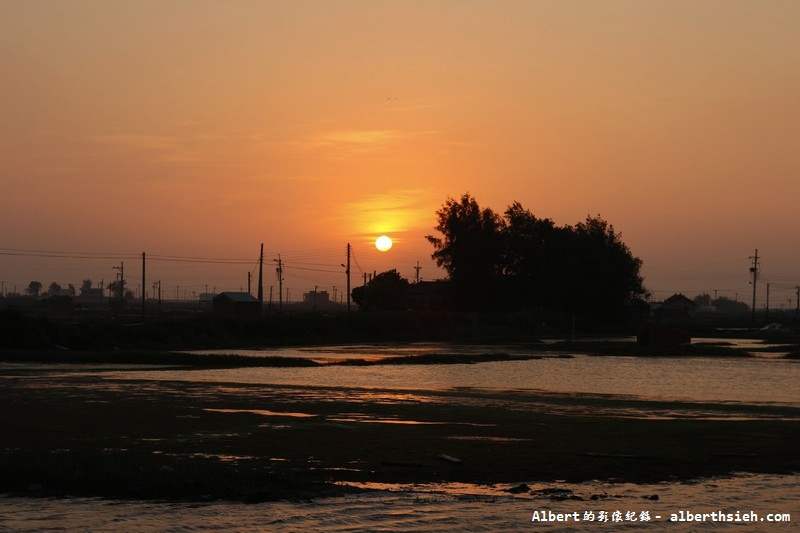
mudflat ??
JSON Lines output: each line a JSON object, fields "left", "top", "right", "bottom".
{"left": 1, "top": 371, "right": 798, "bottom": 502}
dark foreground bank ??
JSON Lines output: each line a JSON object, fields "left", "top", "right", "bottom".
{"left": 1, "top": 372, "right": 798, "bottom": 502}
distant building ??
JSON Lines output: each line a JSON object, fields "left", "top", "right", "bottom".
{"left": 302, "top": 290, "right": 330, "bottom": 309}
{"left": 41, "top": 293, "right": 74, "bottom": 312}
{"left": 198, "top": 292, "right": 216, "bottom": 311}
{"left": 639, "top": 293, "right": 695, "bottom": 347}
{"left": 653, "top": 293, "right": 696, "bottom": 323}
{"left": 77, "top": 287, "right": 106, "bottom": 305}
{"left": 212, "top": 292, "right": 260, "bottom": 319}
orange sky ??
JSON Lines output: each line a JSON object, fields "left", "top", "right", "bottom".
{"left": 2, "top": 1, "right": 799, "bottom": 306}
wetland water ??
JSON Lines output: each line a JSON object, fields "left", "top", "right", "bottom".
{"left": 126, "top": 340, "right": 800, "bottom": 406}
{"left": 2, "top": 341, "right": 798, "bottom": 531}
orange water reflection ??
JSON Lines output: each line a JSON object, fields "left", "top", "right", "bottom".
{"left": 203, "top": 408, "right": 316, "bottom": 418}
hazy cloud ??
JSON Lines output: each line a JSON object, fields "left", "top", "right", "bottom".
{"left": 339, "top": 188, "right": 437, "bottom": 236}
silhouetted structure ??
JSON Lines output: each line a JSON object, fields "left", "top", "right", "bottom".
{"left": 212, "top": 292, "right": 259, "bottom": 319}
{"left": 198, "top": 292, "right": 216, "bottom": 311}
{"left": 639, "top": 293, "right": 694, "bottom": 347}
{"left": 41, "top": 293, "right": 74, "bottom": 312}
{"left": 407, "top": 280, "right": 449, "bottom": 311}
{"left": 77, "top": 287, "right": 106, "bottom": 305}
{"left": 303, "top": 290, "right": 328, "bottom": 306}
{"left": 653, "top": 293, "right": 696, "bottom": 323}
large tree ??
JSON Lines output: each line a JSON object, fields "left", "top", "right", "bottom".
{"left": 500, "top": 202, "right": 563, "bottom": 310}
{"left": 563, "top": 215, "right": 647, "bottom": 321}
{"left": 427, "top": 194, "right": 648, "bottom": 322}
{"left": 426, "top": 193, "right": 504, "bottom": 310}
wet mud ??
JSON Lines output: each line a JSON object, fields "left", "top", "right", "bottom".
{"left": 1, "top": 373, "right": 798, "bottom": 502}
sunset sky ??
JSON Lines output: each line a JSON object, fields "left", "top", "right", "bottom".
{"left": 2, "top": 1, "right": 799, "bottom": 307}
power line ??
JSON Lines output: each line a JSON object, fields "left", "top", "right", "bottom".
{"left": 350, "top": 248, "right": 364, "bottom": 274}
{"left": 0, "top": 248, "right": 140, "bottom": 261}
{"left": 0, "top": 247, "right": 255, "bottom": 264}
{"left": 148, "top": 256, "right": 252, "bottom": 265}
{"left": 282, "top": 265, "right": 342, "bottom": 274}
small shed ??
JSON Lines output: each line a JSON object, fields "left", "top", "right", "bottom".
{"left": 212, "top": 292, "right": 260, "bottom": 319}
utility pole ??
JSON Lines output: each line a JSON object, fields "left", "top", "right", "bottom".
{"left": 414, "top": 261, "right": 422, "bottom": 283}
{"left": 342, "top": 243, "right": 351, "bottom": 312}
{"left": 749, "top": 249, "right": 759, "bottom": 322}
{"left": 257, "top": 243, "right": 264, "bottom": 307}
{"left": 766, "top": 283, "right": 770, "bottom": 316}
{"left": 113, "top": 262, "right": 124, "bottom": 304}
{"left": 795, "top": 286, "right": 799, "bottom": 314}
{"left": 247, "top": 272, "right": 252, "bottom": 295}
{"left": 141, "top": 252, "right": 146, "bottom": 320}
{"left": 274, "top": 255, "right": 283, "bottom": 311}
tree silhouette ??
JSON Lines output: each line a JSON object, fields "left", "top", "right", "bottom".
{"left": 108, "top": 280, "right": 129, "bottom": 301}
{"left": 426, "top": 193, "right": 504, "bottom": 310}
{"left": 427, "top": 194, "right": 648, "bottom": 323}
{"left": 711, "top": 296, "right": 750, "bottom": 315}
{"left": 565, "top": 215, "right": 647, "bottom": 321}
{"left": 351, "top": 269, "right": 410, "bottom": 311}
{"left": 80, "top": 279, "right": 93, "bottom": 294}
{"left": 26, "top": 281, "right": 43, "bottom": 297}
{"left": 500, "top": 202, "right": 562, "bottom": 310}
{"left": 47, "top": 282, "right": 62, "bottom": 295}
{"left": 693, "top": 293, "right": 712, "bottom": 307}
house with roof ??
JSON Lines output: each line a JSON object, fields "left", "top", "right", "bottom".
{"left": 212, "top": 292, "right": 260, "bottom": 319}
{"left": 638, "top": 293, "right": 695, "bottom": 347}
{"left": 652, "top": 293, "right": 696, "bottom": 323}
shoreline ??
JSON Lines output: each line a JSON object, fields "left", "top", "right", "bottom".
{"left": 0, "top": 335, "right": 790, "bottom": 369}
{"left": 2, "top": 370, "right": 798, "bottom": 503}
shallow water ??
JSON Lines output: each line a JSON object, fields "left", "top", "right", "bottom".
{"left": 1, "top": 474, "right": 796, "bottom": 532}
{"left": 2, "top": 340, "right": 798, "bottom": 531}
{"left": 103, "top": 341, "right": 800, "bottom": 406}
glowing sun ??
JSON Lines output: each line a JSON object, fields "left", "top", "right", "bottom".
{"left": 375, "top": 235, "right": 393, "bottom": 252}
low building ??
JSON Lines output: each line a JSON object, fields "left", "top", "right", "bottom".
{"left": 653, "top": 293, "right": 696, "bottom": 323}
{"left": 41, "top": 293, "right": 74, "bottom": 312}
{"left": 212, "top": 292, "right": 260, "bottom": 319}
{"left": 77, "top": 287, "right": 106, "bottom": 305}
{"left": 302, "top": 290, "right": 330, "bottom": 309}
{"left": 639, "top": 293, "right": 695, "bottom": 347}
{"left": 198, "top": 292, "right": 216, "bottom": 311}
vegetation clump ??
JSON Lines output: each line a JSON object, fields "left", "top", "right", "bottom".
{"left": 425, "top": 193, "right": 647, "bottom": 323}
